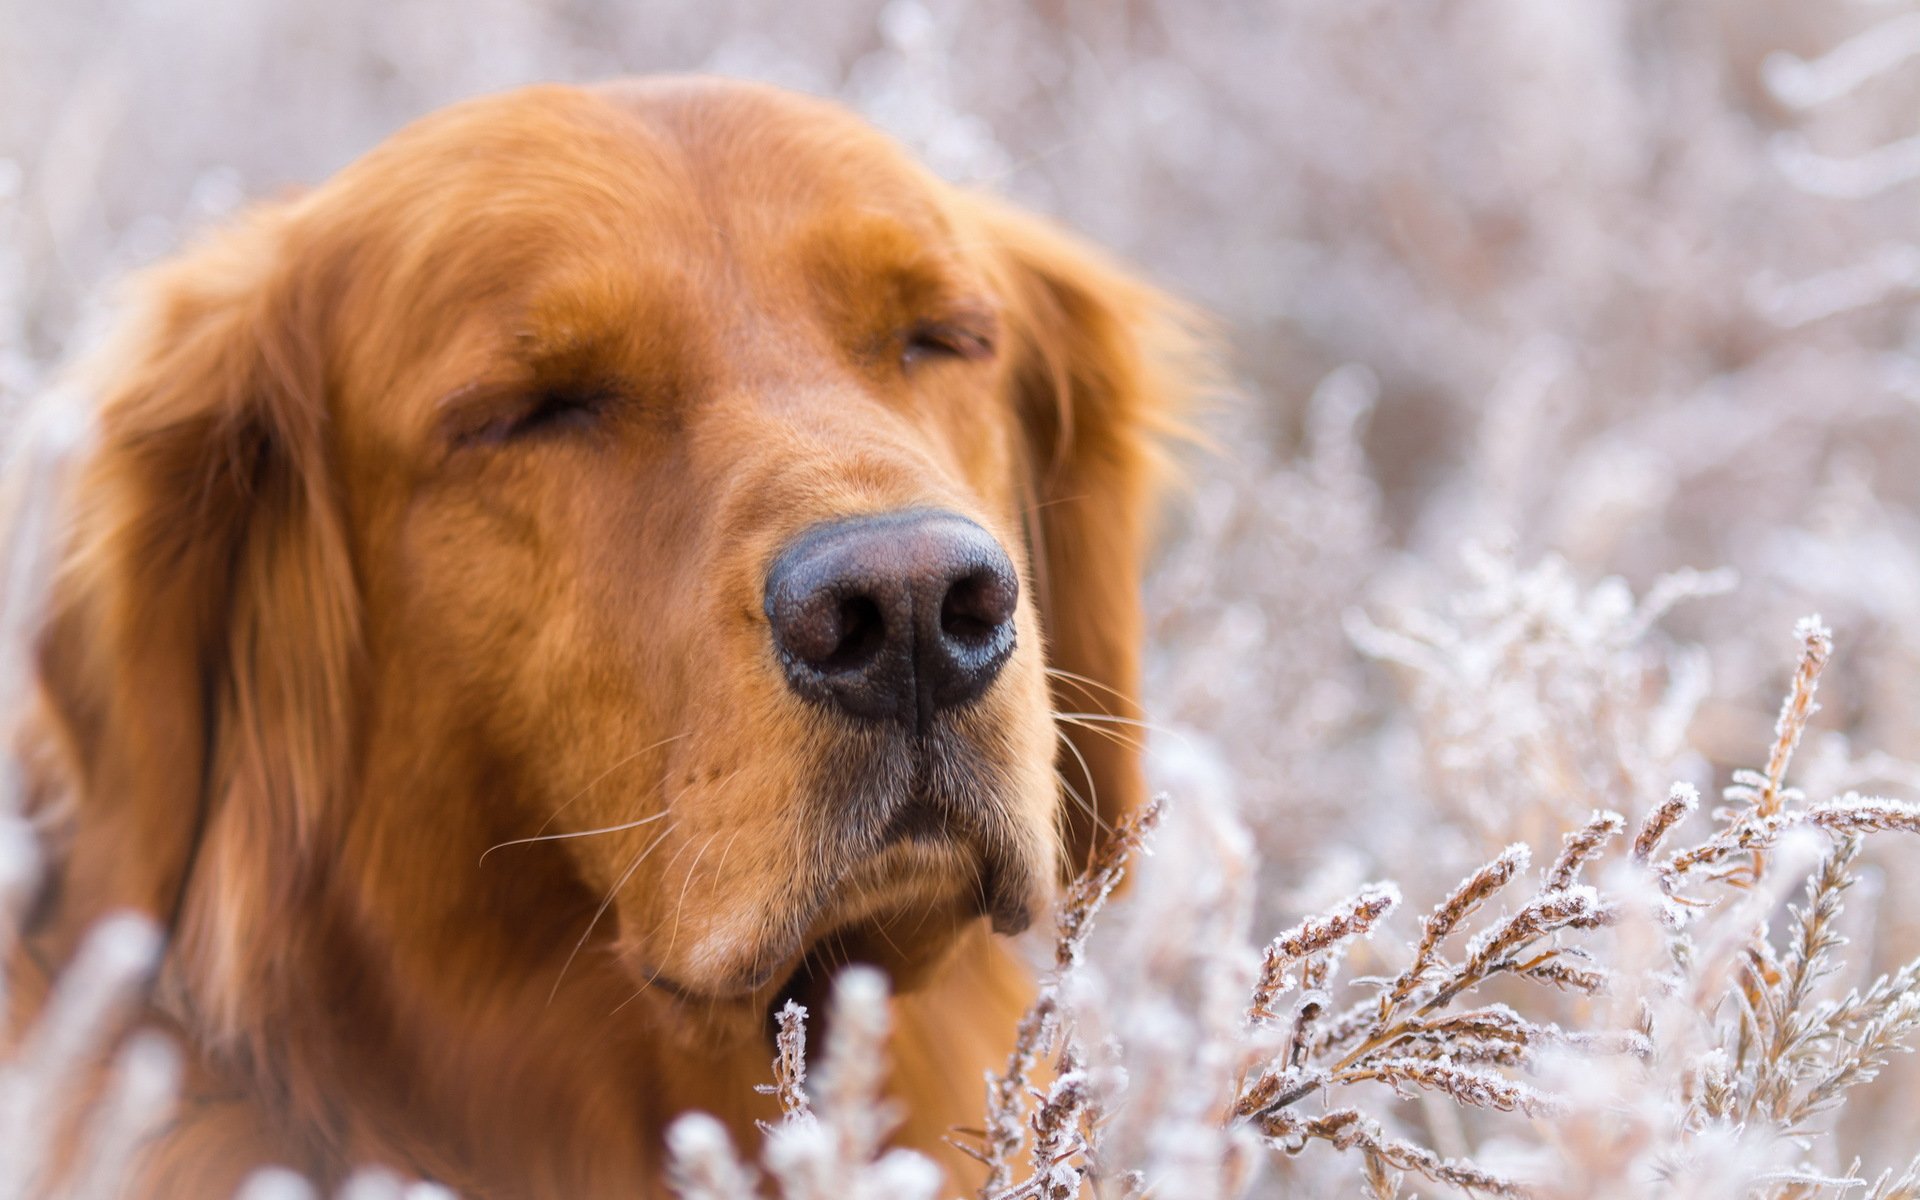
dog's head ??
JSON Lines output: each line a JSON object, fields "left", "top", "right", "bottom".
{"left": 27, "top": 79, "right": 1197, "bottom": 1034}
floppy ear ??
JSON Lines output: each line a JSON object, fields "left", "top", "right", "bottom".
{"left": 26, "top": 207, "right": 358, "bottom": 1032}
{"left": 977, "top": 197, "right": 1206, "bottom": 874}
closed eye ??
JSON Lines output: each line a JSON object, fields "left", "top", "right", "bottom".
{"left": 507, "top": 387, "right": 607, "bottom": 439}
{"left": 901, "top": 319, "right": 996, "bottom": 369}
{"left": 450, "top": 385, "right": 612, "bottom": 449}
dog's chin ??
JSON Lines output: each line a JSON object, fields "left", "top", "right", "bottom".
{"left": 616, "top": 724, "right": 1054, "bottom": 1033}
{"left": 621, "top": 828, "right": 1045, "bottom": 1029}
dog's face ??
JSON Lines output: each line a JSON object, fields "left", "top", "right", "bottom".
{"left": 31, "top": 79, "right": 1190, "bottom": 1040}
{"left": 335, "top": 81, "right": 1059, "bottom": 1002}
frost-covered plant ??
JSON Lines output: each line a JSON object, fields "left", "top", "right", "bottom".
{"left": 665, "top": 967, "right": 944, "bottom": 1200}
{"left": 674, "top": 614, "right": 1920, "bottom": 1200}
{"left": 1214, "top": 614, "right": 1918, "bottom": 1199}
{"left": 12, "top": 3, "right": 1920, "bottom": 1195}
{"left": 0, "top": 865, "right": 177, "bottom": 1200}
{"left": 1345, "top": 549, "right": 1732, "bottom": 850}
{"left": 966, "top": 796, "right": 1167, "bottom": 1200}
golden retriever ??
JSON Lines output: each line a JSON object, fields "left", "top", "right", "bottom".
{"left": 7, "top": 77, "right": 1197, "bottom": 1197}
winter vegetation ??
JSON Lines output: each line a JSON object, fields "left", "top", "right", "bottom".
{"left": 664, "top": 613, "right": 1920, "bottom": 1200}
{"left": 9, "top": 0, "right": 1920, "bottom": 1196}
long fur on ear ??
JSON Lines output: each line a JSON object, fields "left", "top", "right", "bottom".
{"left": 23, "top": 205, "right": 359, "bottom": 1042}
{"left": 974, "top": 196, "right": 1207, "bottom": 875}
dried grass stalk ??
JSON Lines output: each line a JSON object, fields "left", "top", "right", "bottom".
{"left": 756, "top": 1000, "right": 813, "bottom": 1129}
{"left": 973, "top": 795, "right": 1166, "bottom": 1197}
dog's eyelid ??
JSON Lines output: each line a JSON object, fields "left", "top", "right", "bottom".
{"left": 900, "top": 312, "right": 1000, "bottom": 368}
{"left": 439, "top": 380, "right": 617, "bottom": 450}
{"left": 505, "top": 385, "right": 612, "bottom": 437}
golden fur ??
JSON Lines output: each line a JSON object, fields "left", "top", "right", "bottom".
{"left": 8, "top": 77, "right": 1196, "bottom": 1197}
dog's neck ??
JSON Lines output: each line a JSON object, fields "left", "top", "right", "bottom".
{"left": 160, "top": 730, "right": 784, "bottom": 1196}
{"left": 21, "top": 683, "right": 1025, "bottom": 1197}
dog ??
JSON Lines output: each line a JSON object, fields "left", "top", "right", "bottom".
{"left": 8, "top": 77, "right": 1198, "bottom": 1197}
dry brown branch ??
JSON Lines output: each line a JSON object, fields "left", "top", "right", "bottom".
{"left": 1546, "top": 811, "right": 1625, "bottom": 892}
{"left": 1251, "top": 883, "right": 1399, "bottom": 1022}
{"left": 1364, "top": 844, "right": 1532, "bottom": 1038}
{"left": 755, "top": 1000, "right": 814, "bottom": 1129}
{"left": 1634, "top": 783, "right": 1700, "bottom": 864}
{"left": 1741, "top": 618, "right": 1833, "bottom": 882}
{"left": 1761, "top": 619, "right": 1834, "bottom": 819}
{"left": 974, "top": 795, "right": 1166, "bottom": 1197}
{"left": 1345, "top": 1056, "right": 1564, "bottom": 1116}
{"left": 1805, "top": 795, "right": 1920, "bottom": 836}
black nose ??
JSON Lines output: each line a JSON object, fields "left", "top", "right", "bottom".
{"left": 764, "top": 510, "right": 1019, "bottom": 731}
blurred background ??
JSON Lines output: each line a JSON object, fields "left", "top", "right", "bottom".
{"left": 6, "top": 0, "right": 1920, "bottom": 1187}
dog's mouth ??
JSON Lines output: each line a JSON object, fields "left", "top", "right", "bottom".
{"left": 633, "top": 830, "right": 1035, "bottom": 1007}
{"left": 624, "top": 730, "right": 1045, "bottom": 1011}
{"left": 809, "top": 721, "right": 1043, "bottom": 929}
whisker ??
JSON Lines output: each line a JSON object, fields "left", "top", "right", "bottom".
{"left": 1024, "top": 491, "right": 1095, "bottom": 513}
{"left": 1053, "top": 710, "right": 1183, "bottom": 738}
{"left": 549, "top": 822, "right": 676, "bottom": 1006}
{"left": 1053, "top": 768, "right": 1096, "bottom": 826}
{"left": 633, "top": 766, "right": 751, "bottom": 942}
{"left": 609, "top": 767, "right": 753, "bottom": 1013}
{"left": 1052, "top": 713, "right": 1146, "bottom": 753}
{"left": 706, "top": 825, "right": 746, "bottom": 897}
{"left": 527, "top": 732, "right": 691, "bottom": 841}
{"left": 479, "top": 810, "right": 668, "bottom": 865}
{"left": 625, "top": 826, "right": 722, "bottom": 1020}
{"left": 969, "top": 857, "right": 991, "bottom": 928}
{"left": 690, "top": 826, "right": 749, "bottom": 1029}
{"left": 1043, "top": 666, "right": 1142, "bottom": 708}
{"left": 907, "top": 891, "right": 940, "bottom": 942}
{"left": 872, "top": 911, "right": 913, "bottom": 964}
{"left": 1053, "top": 726, "right": 1111, "bottom": 840}
{"left": 656, "top": 828, "right": 725, "bottom": 963}
{"left": 649, "top": 828, "right": 711, "bottom": 909}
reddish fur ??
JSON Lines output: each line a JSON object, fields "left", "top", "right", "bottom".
{"left": 9, "top": 78, "right": 1198, "bottom": 1197}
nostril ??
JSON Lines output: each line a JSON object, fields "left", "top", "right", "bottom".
{"left": 766, "top": 509, "right": 1018, "bottom": 727}
{"left": 821, "top": 595, "right": 885, "bottom": 672}
{"left": 772, "top": 589, "right": 888, "bottom": 672}
{"left": 940, "top": 569, "right": 1017, "bottom": 646}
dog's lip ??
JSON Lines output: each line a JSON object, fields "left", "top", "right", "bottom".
{"left": 628, "top": 934, "right": 801, "bottom": 1005}
{"left": 627, "top": 742, "right": 1041, "bottom": 1001}
{"left": 638, "top": 962, "right": 781, "bottom": 1005}
{"left": 795, "top": 835, "right": 1040, "bottom": 949}
{"left": 633, "top": 840, "right": 1036, "bottom": 1005}
{"left": 976, "top": 850, "right": 1035, "bottom": 935}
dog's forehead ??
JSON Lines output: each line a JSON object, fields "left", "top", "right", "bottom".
{"left": 330, "top": 79, "right": 959, "bottom": 262}
{"left": 317, "top": 80, "right": 994, "bottom": 444}
{"left": 594, "top": 76, "right": 949, "bottom": 212}
{"left": 315, "top": 80, "right": 978, "bottom": 362}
